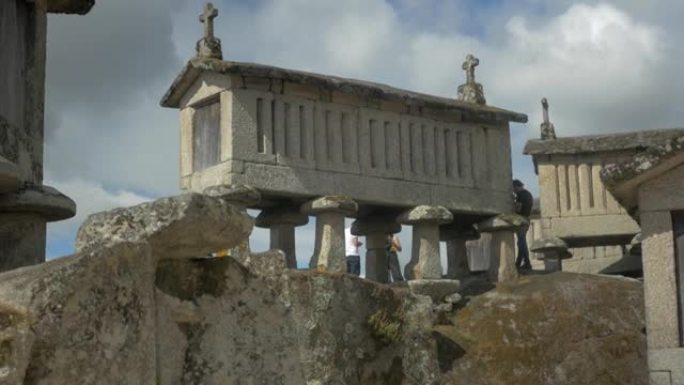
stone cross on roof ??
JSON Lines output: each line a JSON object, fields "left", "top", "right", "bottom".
{"left": 540, "top": 97, "right": 557, "bottom": 140}
{"left": 462, "top": 54, "right": 479, "bottom": 85}
{"left": 196, "top": 2, "right": 223, "bottom": 60}
{"left": 200, "top": 2, "right": 218, "bottom": 40}
{"left": 457, "top": 54, "right": 486, "bottom": 105}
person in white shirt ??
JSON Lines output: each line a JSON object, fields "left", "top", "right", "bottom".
{"left": 345, "top": 227, "right": 362, "bottom": 275}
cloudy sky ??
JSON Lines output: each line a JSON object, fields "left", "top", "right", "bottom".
{"left": 44, "top": 0, "right": 684, "bottom": 269}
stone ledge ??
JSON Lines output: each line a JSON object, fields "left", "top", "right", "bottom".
{"left": 0, "top": 184, "right": 75, "bottom": 221}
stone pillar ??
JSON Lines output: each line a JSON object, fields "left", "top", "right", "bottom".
{"left": 478, "top": 214, "right": 528, "bottom": 283}
{"left": 0, "top": 185, "right": 75, "bottom": 271}
{"left": 351, "top": 217, "right": 401, "bottom": 283}
{"left": 203, "top": 184, "right": 261, "bottom": 262}
{"left": 440, "top": 224, "right": 480, "bottom": 279}
{"left": 301, "top": 196, "right": 358, "bottom": 273}
{"left": 398, "top": 205, "right": 453, "bottom": 280}
{"left": 530, "top": 237, "right": 572, "bottom": 273}
{"left": 255, "top": 207, "right": 308, "bottom": 269}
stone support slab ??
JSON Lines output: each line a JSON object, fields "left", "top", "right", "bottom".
{"left": 398, "top": 205, "right": 452, "bottom": 280}
{"left": 351, "top": 218, "right": 401, "bottom": 283}
{"left": 301, "top": 196, "right": 357, "bottom": 273}
{"left": 256, "top": 207, "right": 308, "bottom": 269}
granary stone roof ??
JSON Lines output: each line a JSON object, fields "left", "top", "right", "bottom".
{"left": 599, "top": 130, "right": 684, "bottom": 213}
{"left": 47, "top": 0, "right": 94, "bottom": 14}
{"left": 160, "top": 58, "right": 528, "bottom": 124}
{"left": 524, "top": 128, "right": 684, "bottom": 156}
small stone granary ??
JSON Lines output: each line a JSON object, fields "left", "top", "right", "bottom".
{"left": 0, "top": 0, "right": 94, "bottom": 272}
{"left": 600, "top": 130, "right": 684, "bottom": 385}
{"left": 523, "top": 99, "right": 645, "bottom": 274}
{"left": 161, "top": 3, "right": 528, "bottom": 282}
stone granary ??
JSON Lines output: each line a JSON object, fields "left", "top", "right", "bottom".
{"left": 161, "top": 3, "right": 528, "bottom": 282}
{"left": 0, "top": 0, "right": 94, "bottom": 272}
{"left": 523, "top": 99, "right": 643, "bottom": 274}
{"left": 599, "top": 129, "right": 684, "bottom": 385}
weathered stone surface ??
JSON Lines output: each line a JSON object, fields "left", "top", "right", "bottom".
{"left": 442, "top": 272, "right": 648, "bottom": 385}
{"left": 0, "top": 155, "right": 21, "bottom": 193}
{"left": 600, "top": 133, "right": 684, "bottom": 213}
{"left": 0, "top": 184, "right": 75, "bottom": 221}
{"left": 0, "top": 242, "right": 157, "bottom": 384}
{"left": 300, "top": 195, "right": 358, "bottom": 215}
{"left": 255, "top": 207, "right": 308, "bottom": 227}
{"left": 397, "top": 205, "right": 452, "bottom": 225}
{"left": 407, "top": 279, "right": 461, "bottom": 303}
{"left": 524, "top": 128, "right": 684, "bottom": 156}
{"left": 202, "top": 183, "right": 261, "bottom": 208}
{"left": 76, "top": 193, "right": 253, "bottom": 258}
{"left": 477, "top": 213, "right": 527, "bottom": 232}
{"left": 444, "top": 292, "right": 463, "bottom": 305}
{"left": 0, "top": 243, "right": 649, "bottom": 385}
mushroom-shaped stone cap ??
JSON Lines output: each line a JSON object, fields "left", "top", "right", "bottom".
{"left": 477, "top": 213, "right": 528, "bottom": 232}
{"left": 0, "top": 184, "right": 76, "bottom": 221}
{"left": 0, "top": 155, "right": 21, "bottom": 194}
{"left": 255, "top": 207, "right": 309, "bottom": 228}
{"left": 530, "top": 237, "right": 572, "bottom": 260}
{"left": 351, "top": 217, "right": 401, "bottom": 236}
{"left": 397, "top": 205, "right": 452, "bottom": 225}
{"left": 203, "top": 184, "right": 261, "bottom": 207}
{"left": 439, "top": 223, "right": 480, "bottom": 241}
{"left": 301, "top": 195, "right": 358, "bottom": 215}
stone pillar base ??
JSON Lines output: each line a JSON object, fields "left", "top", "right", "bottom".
{"left": 398, "top": 205, "right": 453, "bottom": 280}
{"left": 302, "top": 196, "right": 357, "bottom": 273}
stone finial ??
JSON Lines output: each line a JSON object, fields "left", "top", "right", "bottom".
{"left": 196, "top": 2, "right": 223, "bottom": 59}
{"left": 457, "top": 54, "right": 486, "bottom": 105}
{"left": 540, "top": 97, "right": 557, "bottom": 140}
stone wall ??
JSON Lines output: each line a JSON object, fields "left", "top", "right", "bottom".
{"left": 536, "top": 153, "right": 639, "bottom": 247}
{"left": 638, "top": 164, "right": 684, "bottom": 384}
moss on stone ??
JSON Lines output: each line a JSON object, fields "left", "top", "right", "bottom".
{"left": 367, "top": 309, "right": 402, "bottom": 345}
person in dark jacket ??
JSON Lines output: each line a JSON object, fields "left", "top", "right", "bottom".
{"left": 513, "top": 179, "right": 533, "bottom": 270}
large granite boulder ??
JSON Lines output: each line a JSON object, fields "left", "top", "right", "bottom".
{"left": 440, "top": 272, "right": 647, "bottom": 385}
{"left": 76, "top": 193, "right": 253, "bottom": 259}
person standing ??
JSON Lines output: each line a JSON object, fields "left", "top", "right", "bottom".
{"left": 345, "top": 226, "right": 362, "bottom": 275}
{"left": 386, "top": 233, "right": 404, "bottom": 282}
{"left": 513, "top": 179, "right": 533, "bottom": 270}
